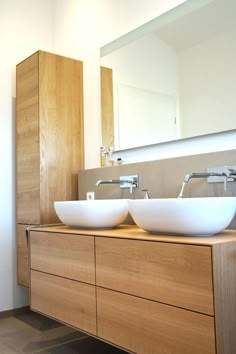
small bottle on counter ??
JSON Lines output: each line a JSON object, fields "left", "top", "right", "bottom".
{"left": 100, "top": 146, "right": 106, "bottom": 167}
{"left": 108, "top": 146, "right": 115, "bottom": 166}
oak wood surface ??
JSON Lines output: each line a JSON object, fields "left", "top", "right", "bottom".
{"left": 212, "top": 241, "right": 236, "bottom": 354}
{"left": 30, "top": 231, "right": 95, "bottom": 284}
{"left": 97, "top": 287, "right": 216, "bottom": 354}
{"left": 16, "top": 52, "right": 40, "bottom": 224}
{"left": 16, "top": 50, "right": 84, "bottom": 225}
{"left": 96, "top": 237, "right": 214, "bottom": 315}
{"left": 16, "top": 52, "right": 39, "bottom": 111}
{"left": 101, "top": 66, "right": 114, "bottom": 148}
{"left": 38, "top": 51, "right": 84, "bottom": 224}
{"left": 16, "top": 50, "right": 84, "bottom": 285}
{"left": 29, "top": 225, "right": 236, "bottom": 245}
{"left": 31, "top": 270, "right": 96, "bottom": 335}
{"left": 29, "top": 227, "right": 236, "bottom": 353}
{"left": 17, "top": 224, "right": 30, "bottom": 287}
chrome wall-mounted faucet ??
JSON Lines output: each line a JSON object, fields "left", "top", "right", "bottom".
{"left": 178, "top": 171, "right": 229, "bottom": 198}
{"left": 96, "top": 175, "right": 139, "bottom": 194}
{"left": 183, "top": 172, "right": 228, "bottom": 183}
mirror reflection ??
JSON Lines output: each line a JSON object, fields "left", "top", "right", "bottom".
{"left": 100, "top": 0, "right": 236, "bottom": 151}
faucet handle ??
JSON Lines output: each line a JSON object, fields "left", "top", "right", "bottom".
{"left": 223, "top": 166, "right": 236, "bottom": 181}
{"left": 142, "top": 189, "right": 150, "bottom": 199}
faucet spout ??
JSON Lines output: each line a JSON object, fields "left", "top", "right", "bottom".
{"left": 96, "top": 179, "right": 122, "bottom": 187}
{"left": 178, "top": 171, "right": 229, "bottom": 198}
{"left": 184, "top": 172, "right": 228, "bottom": 183}
{"left": 96, "top": 175, "right": 139, "bottom": 194}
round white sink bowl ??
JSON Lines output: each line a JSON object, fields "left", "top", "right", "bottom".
{"left": 128, "top": 197, "right": 236, "bottom": 236}
{"left": 54, "top": 199, "right": 129, "bottom": 229}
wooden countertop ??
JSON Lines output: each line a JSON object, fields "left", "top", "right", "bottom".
{"left": 29, "top": 224, "right": 236, "bottom": 246}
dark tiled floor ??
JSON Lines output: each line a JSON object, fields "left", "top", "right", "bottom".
{"left": 0, "top": 311, "right": 128, "bottom": 353}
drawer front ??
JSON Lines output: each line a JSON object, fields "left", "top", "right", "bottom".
{"left": 96, "top": 237, "right": 214, "bottom": 314}
{"left": 31, "top": 270, "right": 96, "bottom": 335}
{"left": 30, "top": 231, "right": 95, "bottom": 284}
{"left": 97, "top": 287, "right": 216, "bottom": 354}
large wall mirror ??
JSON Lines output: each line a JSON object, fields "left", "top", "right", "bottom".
{"left": 100, "top": 0, "right": 236, "bottom": 151}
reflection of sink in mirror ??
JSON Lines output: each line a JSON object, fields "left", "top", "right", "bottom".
{"left": 128, "top": 198, "right": 236, "bottom": 236}
{"left": 54, "top": 200, "right": 128, "bottom": 229}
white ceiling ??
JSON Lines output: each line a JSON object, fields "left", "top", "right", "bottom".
{"left": 156, "top": 0, "right": 236, "bottom": 51}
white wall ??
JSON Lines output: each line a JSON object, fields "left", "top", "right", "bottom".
{"left": 0, "top": 0, "right": 53, "bottom": 311}
{"left": 102, "top": 33, "right": 178, "bottom": 95}
{"left": 179, "top": 29, "right": 236, "bottom": 137}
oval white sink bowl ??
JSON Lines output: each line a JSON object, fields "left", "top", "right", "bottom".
{"left": 128, "top": 197, "right": 236, "bottom": 236}
{"left": 54, "top": 199, "right": 129, "bottom": 229}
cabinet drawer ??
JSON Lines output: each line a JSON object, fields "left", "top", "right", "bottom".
{"left": 31, "top": 270, "right": 96, "bottom": 335}
{"left": 96, "top": 237, "right": 213, "bottom": 314}
{"left": 97, "top": 287, "right": 215, "bottom": 354}
{"left": 30, "top": 232, "right": 95, "bottom": 284}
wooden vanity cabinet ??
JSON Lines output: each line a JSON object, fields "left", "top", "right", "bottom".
{"left": 16, "top": 50, "right": 84, "bottom": 286}
{"left": 29, "top": 226, "right": 236, "bottom": 354}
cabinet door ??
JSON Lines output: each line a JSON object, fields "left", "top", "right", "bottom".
{"left": 38, "top": 51, "right": 84, "bottom": 224}
{"left": 97, "top": 287, "right": 216, "bottom": 354}
{"left": 16, "top": 53, "right": 40, "bottom": 224}
{"left": 17, "top": 224, "right": 30, "bottom": 287}
{"left": 16, "top": 50, "right": 84, "bottom": 225}
{"left": 96, "top": 237, "right": 214, "bottom": 315}
{"left": 31, "top": 270, "right": 96, "bottom": 335}
{"left": 30, "top": 231, "right": 95, "bottom": 284}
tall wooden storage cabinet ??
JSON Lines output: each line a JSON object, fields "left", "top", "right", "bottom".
{"left": 16, "top": 50, "right": 84, "bottom": 287}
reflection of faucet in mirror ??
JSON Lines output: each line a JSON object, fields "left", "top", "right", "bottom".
{"left": 178, "top": 171, "right": 229, "bottom": 198}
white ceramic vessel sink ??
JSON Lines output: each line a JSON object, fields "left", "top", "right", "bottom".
{"left": 54, "top": 199, "right": 129, "bottom": 229}
{"left": 128, "top": 197, "right": 236, "bottom": 236}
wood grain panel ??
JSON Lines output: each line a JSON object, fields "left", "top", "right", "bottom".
{"left": 16, "top": 52, "right": 40, "bottom": 224}
{"left": 30, "top": 225, "right": 236, "bottom": 245}
{"left": 31, "top": 270, "right": 96, "bottom": 335}
{"left": 39, "top": 51, "right": 84, "bottom": 224}
{"left": 101, "top": 66, "right": 114, "bottom": 148}
{"left": 96, "top": 237, "right": 214, "bottom": 315}
{"left": 16, "top": 52, "right": 38, "bottom": 111}
{"left": 30, "top": 231, "right": 95, "bottom": 284}
{"left": 16, "top": 104, "right": 40, "bottom": 224}
{"left": 17, "top": 224, "right": 29, "bottom": 287}
{"left": 212, "top": 241, "right": 236, "bottom": 354}
{"left": 97, "top": 287, "right": 216, "bottom": 354}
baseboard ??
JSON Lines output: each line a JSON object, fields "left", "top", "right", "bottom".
{"left": 0, "top": 306, "right": 30, "bottom": 319}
